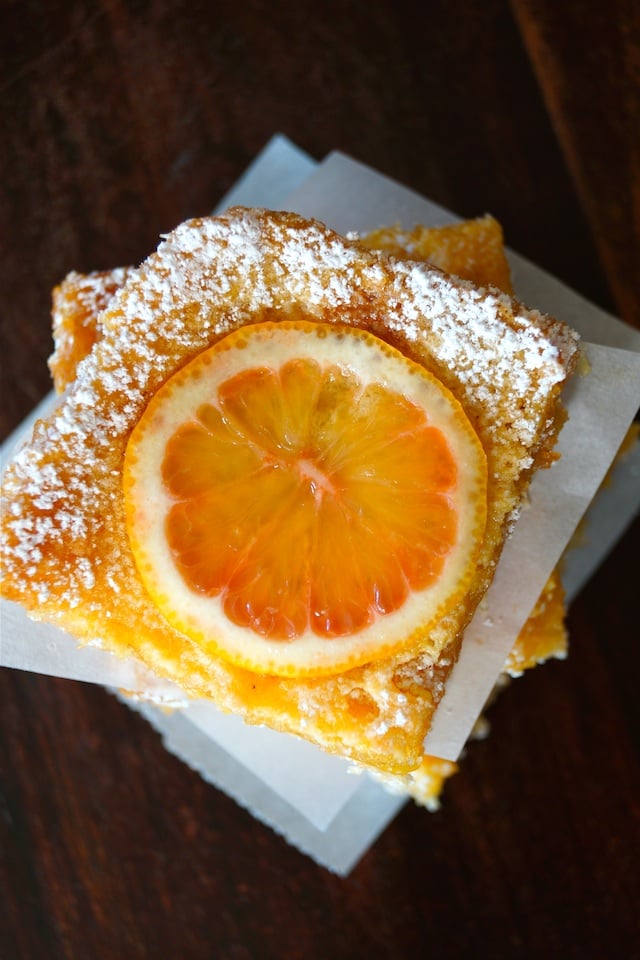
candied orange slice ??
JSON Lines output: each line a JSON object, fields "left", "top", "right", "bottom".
{"left": 123, "top": 321, "right": 487, "bottom": 678}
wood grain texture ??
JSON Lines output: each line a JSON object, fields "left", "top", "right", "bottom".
{"left": 1, "top": 2, "right": 638, "bottom": 958}
{"left": 510, "top": 0, "right": 640, "bottom": 327}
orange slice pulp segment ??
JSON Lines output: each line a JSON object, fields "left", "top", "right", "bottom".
{"left": 123, "top": 321, "right": 487, "bottom": 678}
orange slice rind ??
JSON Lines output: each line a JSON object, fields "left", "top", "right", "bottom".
{"left": 123, "top": 320, "right": 488, "bottom": 679}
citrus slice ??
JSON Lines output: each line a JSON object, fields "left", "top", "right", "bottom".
{"left": 123, "top": 321, "right": 487, "bottom": 678}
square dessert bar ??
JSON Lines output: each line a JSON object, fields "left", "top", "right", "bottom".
{"left": 1, "top": 207, "right": 579, "bottom": 775}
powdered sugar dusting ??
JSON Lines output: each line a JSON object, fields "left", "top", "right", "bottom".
{"left": 2, "top": 206, "right": 579, "bottom": 673}
{"left": 385, "top": 263, "right": 574, "bottom": 445}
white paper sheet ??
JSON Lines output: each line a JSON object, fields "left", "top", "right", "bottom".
{"left": 2, "top": 134, "right": 639, "bottom": 873}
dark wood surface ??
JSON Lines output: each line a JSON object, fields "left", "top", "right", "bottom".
{"left": 1, "top": 2, "right": 639, "bottom": 957}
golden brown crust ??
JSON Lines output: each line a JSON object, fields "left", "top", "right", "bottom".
{"left": 368, "top": 754, "right": 459, "bottom": 809}
{"left": 49, "top": 268, "right": 135, "bottom": 392}
{"left": 360, "top": 215, "right": 514, "bottom": 294}
{"left": 505, "top": 570, "right": 568, "bottom": 675}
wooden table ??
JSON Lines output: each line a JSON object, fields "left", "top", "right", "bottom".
{"left": 1, "top": 2, "right": 638, "bottom": 957}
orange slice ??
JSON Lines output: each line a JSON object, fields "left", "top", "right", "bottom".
{"left": 123, "top": 321, "right": 487, "bottom": 678}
